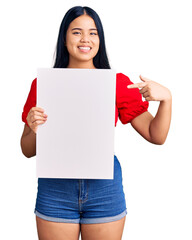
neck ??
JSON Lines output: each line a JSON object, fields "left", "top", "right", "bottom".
{"left": 67, "top": 58, "right": 96, "bottom": 69}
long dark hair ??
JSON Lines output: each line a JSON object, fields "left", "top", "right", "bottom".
{"left": 53, "top": 6, "right": 110, "bottom": 69}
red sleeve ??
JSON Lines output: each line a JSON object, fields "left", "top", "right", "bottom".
{"left": 116, "top": 73, "right": 149, "bottom": 124}
{"left": 21, "top": 78, "right": 37, "bottom": 127}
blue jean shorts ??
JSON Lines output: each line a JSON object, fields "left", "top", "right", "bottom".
{"left": 34, "top": 155, "right": 127, "bottom": 224}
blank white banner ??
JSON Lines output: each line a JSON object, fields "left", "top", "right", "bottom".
{"left": 37, "top": 68, "right": 116, "bottom": 179}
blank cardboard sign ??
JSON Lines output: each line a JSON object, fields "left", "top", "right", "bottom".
{"left": 37, "top": 68, "right": 116, "bottom": 179}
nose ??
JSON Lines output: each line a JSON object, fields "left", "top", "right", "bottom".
{"left": 80, "top": 33, "right": 90, "bottom": 43}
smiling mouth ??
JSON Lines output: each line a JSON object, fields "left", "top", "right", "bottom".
{"left": 78, "top": 46, "right": 92, "bottom": 52}
{"left": 78, "top": 46, "right": 91, "bottom": 50}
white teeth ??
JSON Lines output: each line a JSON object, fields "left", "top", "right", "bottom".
{"left": 79, "top": 47, "right": 91, "bottom": 50}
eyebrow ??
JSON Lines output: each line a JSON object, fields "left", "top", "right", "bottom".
{"left": 71, "top": 28, "right": 97, "bottom": 31}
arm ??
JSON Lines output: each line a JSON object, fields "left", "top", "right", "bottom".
{"left": 20, "top": 124, "right": 36, "bottom": 158}
{"left": 129, "top": 75, "right": 172, "bottom": 145}
{"left": 20, "top": 107, "right": 47, "bottom": 158}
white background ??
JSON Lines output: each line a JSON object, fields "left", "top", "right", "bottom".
{"left": 1, "top": 0, "right": 191, "bottom": 239}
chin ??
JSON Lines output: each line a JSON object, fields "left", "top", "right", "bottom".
{"left": 77, "top": 55, "right": 96, "bottom": 62}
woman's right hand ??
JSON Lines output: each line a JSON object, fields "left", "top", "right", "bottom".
{"left": 26, "top": 107, "right": 48, "bottom": 134}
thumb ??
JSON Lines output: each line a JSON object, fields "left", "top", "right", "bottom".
{"left": 139, "top": 75, "right": 150, "bottom": 82}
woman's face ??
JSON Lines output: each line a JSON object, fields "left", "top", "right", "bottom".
{"left": 66, "top": 15, "right": 100, "bottom": 67}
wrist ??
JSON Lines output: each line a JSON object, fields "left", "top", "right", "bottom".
{"left": 161, "top": 89, "right": 172, "bottom": 103}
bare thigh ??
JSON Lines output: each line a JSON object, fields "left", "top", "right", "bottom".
{"left": 36, "top": 216, "right": 80, "bottom": 240}
{"left": 80, "top": 216, "right": 126, "bottom": 240}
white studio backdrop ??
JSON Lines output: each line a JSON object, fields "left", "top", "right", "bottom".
{"left": 0, "top": 0, "right": 191, "bottom": 239}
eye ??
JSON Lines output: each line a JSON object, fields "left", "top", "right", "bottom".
{"left": 90, "top": 32, "right": 97, "bottom": 35}
{"left": 73, "top": 31, "right": 81, "bottom": 35}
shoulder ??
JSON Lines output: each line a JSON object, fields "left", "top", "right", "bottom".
{"left": 26, "top": 78, "right": 37, "bottom": 101}
{"left": 116, "top": 73, "right": 133, "bottom": 86}
{"left": 31, "top": 78, "right": 37, "bottom": 87}
{"left": 116, "top": 73, "right": 133, "bottom": 94}
{"left": 116, "top": 73, "right": 131, "bottom": 81}
{"left": 29, "top": 78, "right": 37, "bottom": 94}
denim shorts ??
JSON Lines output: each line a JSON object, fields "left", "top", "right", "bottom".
{"left": 34, "top": 155, "right": 127, "bottom": 224}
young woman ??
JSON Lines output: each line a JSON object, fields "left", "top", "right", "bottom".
{"left": 20, "top": 6, "right": 172, "bottom": 240}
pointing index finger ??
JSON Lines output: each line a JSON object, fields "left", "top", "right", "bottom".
{"left": 127, "top": 82, "right": 146, "bottom": 89}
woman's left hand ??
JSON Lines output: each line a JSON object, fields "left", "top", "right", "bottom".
{"left": 128, "top": 75, "right": 172, "bottom": 102}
